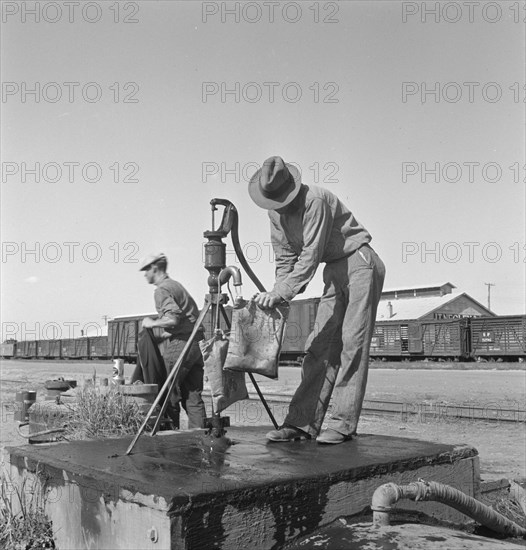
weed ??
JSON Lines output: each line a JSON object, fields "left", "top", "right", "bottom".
{"left": 0, "top": 469, "right": 55, "bottom": 550}
{"left": 64, "top": 385, "right": 144, "bottom": 440}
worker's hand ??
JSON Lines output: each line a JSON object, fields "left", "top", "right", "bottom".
{"left": 141, "top": 317, "right": 155, "bottom": 329}
{"left": 253, "top": 291, "right": 282, "bottom": 309}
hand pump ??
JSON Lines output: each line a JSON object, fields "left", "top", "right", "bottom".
{"left": 125, "top": 199, "right": 278, "bottom": 455}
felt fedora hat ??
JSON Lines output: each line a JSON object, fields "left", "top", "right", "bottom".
{"left": 249, "top": 156, "right": 302, "bottom": 210}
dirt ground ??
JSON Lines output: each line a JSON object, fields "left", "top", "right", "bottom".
{"left": 1, "top": 360, "right": 524, "bottom": 482}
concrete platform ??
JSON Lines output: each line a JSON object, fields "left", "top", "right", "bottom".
{"left": 7, "top": 427, "right": 480, "bottom": 550}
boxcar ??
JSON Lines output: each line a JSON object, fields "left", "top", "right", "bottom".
{"left": 370, "top": 321, "right": 404, "bottom": 357}
{"left": 280, "top": 298, "right": 320, "bottom": 361}
{"left": 419, "top": 319, "right": 469, "bottom": 358}
{"left": 108, "top": 316, "right": 143, "bottom": 360}
{"left": 0, "top": 341, "right": 16, "bottom": 358}
{"left": 16, "top": 340, "right": 38, "bottom": 358}
{"left": 369, "top": 319, "right": 469, "bottom": 360}
{"left": 61, "top": 338, "right": 89, "bottom": 359}
{"left": 38, "top": 339, "right": 62, "bottom": 359}
{"left": 108, "top": 314, "right": 166, "bottom": 361}
{"left": 88, "top": 335, "right": 110, "bottom": 359}
{"left": 470, "top": 315, "right": 526, "bottom": 359}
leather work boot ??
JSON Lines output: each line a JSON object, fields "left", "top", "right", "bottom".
{"left": 266, "top": 425, "right": 311, "bottom": 442}
{"left": 316, "top": 429, "right": 352, "bottom": 445}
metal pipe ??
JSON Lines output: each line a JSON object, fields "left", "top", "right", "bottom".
{"left": 371, "top": 479, "right": 526, "bottom": 538}
{"left": 218, "top": 266, "right": 242, "bottom": 286}
{"left": 17, "top": 422, "right": 66, "bottom": 440}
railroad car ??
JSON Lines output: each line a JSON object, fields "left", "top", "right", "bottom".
{"left": 418, "top": 319, "right": 470, "bottom": 359}
{"left": 0, "top": 340, "right": 17, "bottom": 358}
{"left": 88, "top": 335, "right": 110, "bottom": 359}
{"left": 370, "top": 321, "right": 406, "bottom": 357}
{"left": 61, "top": 338, "right": 89, "bottom": 359}
{"left": 370, "top": 318, "right": 471, "bottom": 360}
{"left": 108, "top": 314, "right": 167, "bottom": 361}
{"left": 38, "top": 339, "right": 62, "bottom": 359}
{"left": 470, "top": 315, "right": 526, "bottom": 360}
{"left": 108, "top": 314, "right": 149, "bottom": 361}
{"left": 280, "top": 298, "right": 320, "bottom": 362}
{"left": 16, "top": 340, "right": 38, "bottom": 358}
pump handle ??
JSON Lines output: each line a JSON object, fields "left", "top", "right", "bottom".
{"left": 208, "top": 199, "right": 237, "bottom": 237}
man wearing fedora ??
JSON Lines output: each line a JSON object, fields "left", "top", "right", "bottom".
{"left": 249, "top": 156, "right": 385, "bottom": 444}
{"left": 140, "top": 253, "right": 206, "bottom": 429}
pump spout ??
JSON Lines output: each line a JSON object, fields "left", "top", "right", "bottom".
{"left": 218, "top": 266, "right": 242, "bottom": 286}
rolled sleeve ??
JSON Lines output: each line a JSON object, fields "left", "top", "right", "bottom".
{"left": 273, "top": 199, "right": 331, "bottom": 301}
{"left": 154, "top": 288, "right": 183, "bottom": 324}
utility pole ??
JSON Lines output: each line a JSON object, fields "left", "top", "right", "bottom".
{"left": 102, "top": 315, "right": 109, "bottom": 326}
{"left": 484, "top": 283, "right": 495, "bottom": 311}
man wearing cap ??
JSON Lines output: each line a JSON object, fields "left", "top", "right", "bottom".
{"left": 140, "top": 253, "right": 206, "bottom": 429}
{"left": 249, "top": 156, "right": 385, "bottom": 444}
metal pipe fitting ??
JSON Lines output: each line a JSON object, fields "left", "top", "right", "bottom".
{"left": 218, "top": 266, "right": 242, "bottom": 286}
{"left": 371, "top": 479, "right": 526, "bottom": 538}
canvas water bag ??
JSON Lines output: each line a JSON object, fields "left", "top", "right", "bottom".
{"left": 223, "top": 299, "right": 289, "bottom": 379}
{"left": 199, "top": 330, "right": 248, "bottom": 414}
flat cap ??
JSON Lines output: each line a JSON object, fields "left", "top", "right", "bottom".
{"left": 138, "top": 252, "right": 167, "bottom": 271}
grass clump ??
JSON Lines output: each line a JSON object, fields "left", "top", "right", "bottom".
{"left": 0, "top": 470, "right": 55, "bottom": 550}
{"left": 64, "top": 385, "right": 144, "bottom": 440}
{"left": 480, "top": 484, "right": 526, "bottom": 528}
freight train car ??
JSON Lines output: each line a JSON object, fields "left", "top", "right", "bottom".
{"left": 419, "top": 319, "right": 470, "bottom": 359}
{"left": 88, "top": 335, "right": 110, "bottom": 359}
{"left": 108, "top": 314, "right": 167, "bottom": 361}
{"left": 0, "top": 340, "right": 17, "bottom": 358}
{"left": 281, "top": 298, "right": 320, "bottom": 363}
{"left": 370, "top": 321, "right": 406, "bottom": 357}
{"left": 109, "top": 314, "right": 151, "bottom": 361}
{"left": 61, "top": 338, "right": 89, "bottom": 359}
{"left": 38, "top": 339, "right": 62, "bottom": 359}
{"left": 370, "top": 319, "right": 470, "bottom": 360}
{"left": 470, "top": 315, "right": 526, "bottom": 360}
{"left": 16, "top": 340, "right": 38, "bottom": 358}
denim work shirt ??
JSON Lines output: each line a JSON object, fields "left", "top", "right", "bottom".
{"left": 154, "top": 276, "right": 201, "bottom": 338}
{"left": 268, "top": 185, "right": 372, "bottom": 302}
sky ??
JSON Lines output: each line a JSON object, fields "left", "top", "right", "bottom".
{"left": 1, "top": 0, "right": 525, "bottom": 341}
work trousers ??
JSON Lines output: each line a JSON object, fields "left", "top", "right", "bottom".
{"left": 285, "top": 244, "right": 385, "bottom": 436}
{"left": 163, "top": 336, "right": 206, "bottom": 429}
